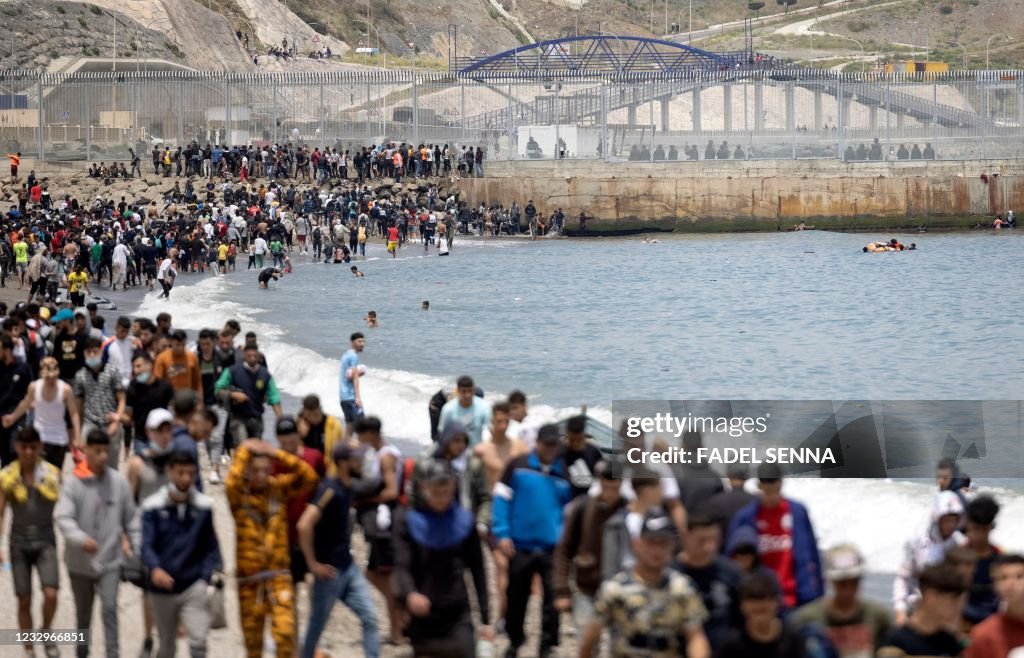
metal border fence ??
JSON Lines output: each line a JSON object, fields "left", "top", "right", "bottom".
{"left": 0, "top": 68, "right": 1021, "bottom": 163}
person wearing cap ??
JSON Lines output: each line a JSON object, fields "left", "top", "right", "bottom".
{"left": 73, "top": 336, "right": 126, "bottom": 468}
{"left": 271, "top": 415, "right": 324, "bottom": 584}
{"left": 298, "top": 443, "right": 380, "bottom": 658}
{"left": 392, "top": 459, "right": 494, "bottom": 657}
{"left": 55, "top": 428, "right": 139, "bottom": 658}
{"left": 214, "top": 342, "right": 283, "bottom": 443}
{"left": 3, "top": 356, "right": 81, "bottom": 469}
{"left": 51, "top": 307, "right": 86, "bottom": 383}
{"left": 716, "top": 571, "right": 807, "bottom": 658}
{"left": 226, "top": 438, "right": 318, "bottom": 658}
{"left": 579, "top": 507, "right": 711, "bottom": 658}
{"left": 893, "top": 490, "right": 968, "bottom": 625}
{"left": 438, "top": 376, "right": 492, "bottom": 447}
{"left": 407, "top": 424, "right": 491, "bottom": 532}
{"left": 727, "top": 463, "right": 824, "bottom": 610}
{"left": 705, "top": 464, "right": 756, "bottom": 534}
{"left": 492, "top": 422, "right": 572, "bottom": 658}
{"left": 553, "top": 459, "right": 628, "bottom": 634}
{"left": 153, "top": 329, "right": 201, "bottom": 395}
{"left": 791, "top": 544, "right": 892, "bottom": 658}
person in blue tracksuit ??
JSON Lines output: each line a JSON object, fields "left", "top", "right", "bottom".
{"left": 492, "top": 424, "right": 572, "bottom": 658}
{"left": 727, "top": 463, "right": 824, "bottom": 611}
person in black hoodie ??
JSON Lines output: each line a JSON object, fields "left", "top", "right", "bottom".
{"left": 391, "top": 459, "right": 493, "bottom": 657}
{"left": 676, "top": 511, "right": 744, "bottom": 651}
{"left": 715, "top": 572, "right": 807, "bottom": 658}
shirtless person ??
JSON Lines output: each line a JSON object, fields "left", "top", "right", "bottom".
{"left": 474, "top": 401, "right": 528, "bottom": 627}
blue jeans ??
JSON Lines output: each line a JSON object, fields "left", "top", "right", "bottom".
{"left": 301, "top": 562, "right": 379, "bottom": 658}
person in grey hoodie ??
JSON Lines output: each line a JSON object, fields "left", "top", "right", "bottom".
{"left": 55, "top": 429, "right": 140, "bottom": 658}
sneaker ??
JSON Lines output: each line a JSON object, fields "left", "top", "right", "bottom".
{"left": 209, "top": 471, "right": 221, "bottom": 485}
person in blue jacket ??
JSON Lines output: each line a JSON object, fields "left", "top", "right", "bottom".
{"left": 727, "top": 463, "right": 824, "bottom": 610}
{"left": 492, "top": 423, "right": 572, "bottom": 658}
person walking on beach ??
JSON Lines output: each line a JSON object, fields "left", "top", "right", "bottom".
{"left": 0, "top": 427, "right": 62, "bottom": 658}
{"left": 141, "top": 449, "right": 221, "bottom": 658}
{"left": 438, "top": 376, "right": 491, "bottom": 447}
{"left": 226, "top": 438, "right": 318, "bottom": 658}
{"left": 393, "top": 459, "right": 494, "bottom": 657}
{"left": 297, "top": 444, "right": 380, "bottom": 658}
{"left": 156, "top": 250, "right": 177, "bottom": 300}
{"left": 153, "top": 329, "right": 201, "bottom": 396}
{"left": 339, "top": 332, "right": 365, "bottom": 443}
{"left": 578, "top": 507, "right": 711, "bottom": 658}
{"left": 214, "top": 343, "right": 283, "bottom": 442}
{"left": 492, "top": 423, "right": 572, "bottom": 658}
{"left": 55, "top": 429, "right": 138, "bottom": 658}
{"left": 3, "top": 356, "right": 82, "bottom": 469}
{"left": 73, "top": 336, "right": 127, "bottom": 468}
{"left": 880, "top": 563, "right": 966, "bottom": 657}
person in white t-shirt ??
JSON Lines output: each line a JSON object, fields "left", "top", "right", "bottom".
{"left": 507, "top": 390, "right": 540, "bottom": 448}
{"left": 156, "top": 249, "right": 177, "bottom": 299}
{"left": 252, "top": 236, "right": 268, "bottom": 268}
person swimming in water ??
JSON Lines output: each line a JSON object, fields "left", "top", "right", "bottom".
{"left": 351, "top": 266, "right": 364, "bottom": 277}
{"left": 365, "top": 310, "right": 378, "bottom": 328}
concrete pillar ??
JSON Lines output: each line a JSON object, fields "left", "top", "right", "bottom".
{"left": 785, "top": 83, "right": 795, "bottom": 133}
{"left": 814, "top": 88, "right": 823, "bottom": 131}
{"left": 660, "top": 98, "right": 670, "bottom": 132}
{"left": 896, "top": 111, "right": 905, "bottom": 129}
{"left": 869, "top": 104, "right": 878, "bottom": 132}
{"left": 627, "top": 104, "right": 637, "bottom": 126}
{"left": 692, "top": 86, "right": 702, "bottom": 134}
{"left": 723, "top": 84, "right": 732, "bottom": 132}
{"left": 840, "top": 97, "right": 851, "bottom": 131}
{"left": 754, "top": 80, "right": 764, "bottom": 131}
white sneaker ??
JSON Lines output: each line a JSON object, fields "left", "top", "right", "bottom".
{"left": 209, "top": 471, "right": 221, "bottom": 484}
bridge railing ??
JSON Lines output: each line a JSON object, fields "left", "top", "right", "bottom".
{"left": 1, "top": 68, "right": 1021, "bottom": 163}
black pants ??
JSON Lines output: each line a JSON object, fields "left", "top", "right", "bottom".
{"left": 408, "top": 607, "right": 475, "bottom": 658}
{"left": 506, "top": 548, "right": 558, "bottom": 652}
{"left": 159, "top": 280, "right": 172, "bottom": 298}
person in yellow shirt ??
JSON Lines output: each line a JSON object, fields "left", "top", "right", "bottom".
{"left": 66, "top": 264, "right": 90, "bottom": 307}
{"left": 217, "top": 242, "right": 229, "bottom": 274}
{"left": 12, "top": 235, "right": 29, "bottom": 290}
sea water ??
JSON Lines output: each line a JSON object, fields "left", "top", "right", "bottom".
{"left": 136, "top": 229, "right": 1024, "bottom": 573}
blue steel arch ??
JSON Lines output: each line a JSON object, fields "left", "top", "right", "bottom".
{"left": 456, "top": 35, "right": 749, "bottom": 76}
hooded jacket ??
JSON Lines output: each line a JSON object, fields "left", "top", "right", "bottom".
{"left": 408, "top": 430, "right": 491, "bottom": 529}
{"left": 728, "top": 496, "right": 824, "bottom": 607}
{"left": 55, "top": 463, "right": 139, "bottom": 577}
{"left": 893, "top": 490, "right": 968, "bottom": 614}
{"left": 553, "top": 492, "right": 627, "bottom": 598}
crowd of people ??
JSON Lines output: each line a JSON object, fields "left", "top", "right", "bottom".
{"left": 0, "top": 291, "right": 1021, "bottom": 658}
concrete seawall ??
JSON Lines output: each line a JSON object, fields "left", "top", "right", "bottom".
{"left": 457, "top": 159, "right": 1024, "bottom": 231}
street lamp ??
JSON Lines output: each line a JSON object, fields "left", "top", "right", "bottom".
{"left": 353, "top": 19, "right": 383, "bottom": 69}
{"left": 836, "top": 35, "right": 866, "bottom": 73}
{"left": 951, "top": 41, "right": 967, "bottom": 69}
{"left": 986, "top": 33, "right": 1010, "bottom": 69}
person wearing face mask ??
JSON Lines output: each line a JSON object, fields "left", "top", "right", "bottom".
{"left": 3, "top": 356, "right": 82, "bottom": 469}
{"left": 73, "top": 336, "right": 126, "bottom": 468}
{"left": 141, "top": 449, "right": 221, "bottom": 658}
{"left": 125, "top": 353, "right": 174, "bottom": 457}
{"left": 55, "top": 429, "right": 139, "bottom": 658}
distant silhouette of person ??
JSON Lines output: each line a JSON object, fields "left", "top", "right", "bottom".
{"left": 629, "top": 145, "right": 639, "bottom": 161}
{"left": 733, "top": 145, "right": 745, "bottom": 160}
{"left": 717, "top": 141, "right": 730, "bottom": 160}
{"left": 705, "top": 140, "right": 716, "bottom": 159}
{"left": 687, "top": 145, "right": 699, "bottom": 160}
{"left": 844, "top": 145, "right": 856, "bottom": 162}
{"left": 897, "top": 144, "right": 910, "bottom": 160}
{"left": 653, "top": 144, "right": 665, "bottom": 161}
{"left": 923, "top": 143, "right": 936, "bottom": 159}
{"left": 668, "top": 145, "right": 678, "bottom": 160}
{"left": 869, "top": 138, "right": 882, "bottom": 161}
{"left": 856, "top": 143, "right": 868, "bottom": 160}
{"left": 640, "top": 145, "right": 651, "bottom": 161}
{"left": 911, "top": 143, "right": 922, "bottom": 159}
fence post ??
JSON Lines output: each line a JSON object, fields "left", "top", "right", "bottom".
{"left": 177, "top": 80, "right": 185, "bottom": 146}
{"left": 37, "top": 74, "right": 44, "bottom": 161}
{"left": 86, "top": 84, "right": 92, "bottom": 161}
{"left": 225, "top": 77, "right": 232, "bottom": 146}
{"left": 366, "top": 79, "right": 371, "bottom": 141}
{"left": 412, "top": 74, "right": 419, "bottom": 148}
{"left": 273, "top": 78, "right": 279, "bottom": 145}
{"left": 602, "top": 80, "right": 609, "bottom": 162}
{"left": 555, "top": 83, "right": 561, "bottom": 160}
{"left": 507, "top": 81, "right": 514, "bottom": 160}
{"left": 320, "top": 79, "right": 326, "bottom": 151}
{"left": 460, "top": 80, "right": 466, "bottom": 143}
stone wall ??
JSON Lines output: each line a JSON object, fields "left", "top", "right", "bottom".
{"left": 457, "top": 159, "right": 1024, "bottom": 231}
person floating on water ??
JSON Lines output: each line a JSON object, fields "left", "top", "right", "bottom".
{"left": 365, "top": 311, "right": 378, "bottom": 328}
{"left": 864, "top": 239, "right": 915, "bottom": 252}
{"left": 257, "top": 267, "right": 281, "bottom": 288}
{"left": 421, "top": 300, "right": 430, "bottom": 311}
{"left": 351, "top": 266, "right": 364, "bottom": 277}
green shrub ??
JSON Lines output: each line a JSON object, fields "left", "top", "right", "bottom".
{"left": 89, "top": 5, "right": 102, "bottom": 15}
{"left": 56, "top": 5, "right": 66, "bottom": 13}
{"left": 78, "top": 16, "right": 87, "bottom": 28}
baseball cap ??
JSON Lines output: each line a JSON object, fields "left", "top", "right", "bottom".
{"left": 639, "top": 508, "right": 677, "bottom": 541}
{"left": 824, "top": 544, "right": 865, "bottom": 581}
{"left": 276, "top": 416, "right": 298, "bottom": 435}
{"left": 52, "top": 308, "right": 74, "bottom": 323}
{"left": 536, "top": 423, "right": 562, "bottom": 445}
{"left": 145, "top": 408, "right": 175, "bottom": 430}
{"left": 73, "top": 307, "right": 88, "bottom": 319}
